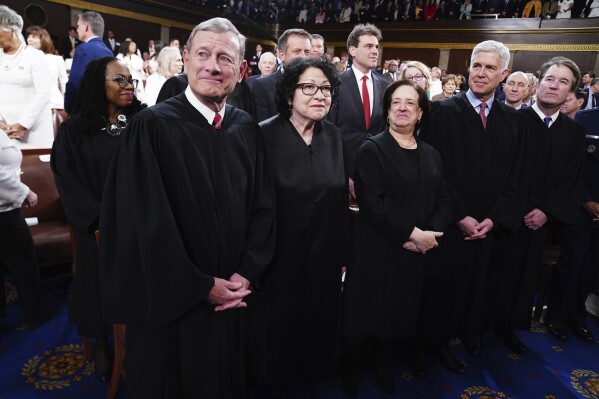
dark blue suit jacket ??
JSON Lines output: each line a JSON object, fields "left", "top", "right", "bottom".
{"left": 64, "top": 37, "right": 113, "bottom": 113}
{"left": 575, "top": 108, "right": 599, "bottom": 203}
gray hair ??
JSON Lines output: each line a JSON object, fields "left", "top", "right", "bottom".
{"left": 310, "top": 33, "right": 324, "bottom": 43}
{"left": 186, "top": 17, "right": 246, "bottom": 63}
{"left": 156, "top": 46, "right": 181, "bottom": 77}
{"left": 0, "top": 5, "right": 23, "bottom": 32}
{"left": 79, "top": 11, "right": 105, "bottom": 38}
{"left": 471, "top": 40, "right": 510, "bottom": 71}
{"left": 507, "top": 71, "right": 528, "bottom": 83}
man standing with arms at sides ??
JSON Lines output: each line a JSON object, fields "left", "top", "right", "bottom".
{"left": 546, "top": 106, "right": 599, "bottom": 344}
{"left": 490, "top": 57, "right": 585, "bottom": 354}
{"left": 103, "top": 30, "right": 119, "bottom": 56}
{"left": 327, "top": 23, "right": 386, "bottom": 188}
{"left": 503, "top": 71, "right": 530, "bottom": 109}
{"left": 310, "top": 33, "right": 325, "bottom": 58}
{"left": 251, "top": 28, "right": 311, "bottom": 122}
{"left": 99, "top": 17, "right": 276, "bottom": 399}
{"left": 420, "top": 40, "right": 528, "bottom": 374}
{"left": 64, "top": 12, "right": 112, "bottom": 114}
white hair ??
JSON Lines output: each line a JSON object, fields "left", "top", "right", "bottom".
{"left": 471, "top": 40, "right": 510, "bottom": 71}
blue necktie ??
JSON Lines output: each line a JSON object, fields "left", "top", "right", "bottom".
{"left": 544, "top": 116, "right": 551, "bottom": 127}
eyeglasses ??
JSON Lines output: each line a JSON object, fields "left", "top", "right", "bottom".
{"left": 296, "top": 83, "right": 333, "bottom": 97}
{"left": 404, "top": 74, "right": 425, "bottom": 82}
{"left": 106, "top": 75, "right": 139, "bottom": 89}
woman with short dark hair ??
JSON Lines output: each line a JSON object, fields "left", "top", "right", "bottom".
{"left": 251, "top": 57, "right": 346, "bottom": 396}
{"left": 51, "top": 56, "right": 145, "bottom": 382}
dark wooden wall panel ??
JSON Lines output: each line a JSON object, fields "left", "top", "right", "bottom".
{"left": 448, "top": 49, "right": 472, "bottom": 75}
{"left": 511, "top": 51, "right": 597, "bottom": 75}
{"left": 102, "top": 14, "right": 161, "bottom": 53}
{"left": 3, "top": 0, "right": 71, "bottom": 48}
{"left": 387, "top": 48, "right": 440, "bottom": 68}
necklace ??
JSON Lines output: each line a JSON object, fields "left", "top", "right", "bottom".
{"left": 1, "top": 42, "right": 26, "bottom": 71}
{"left": 100, "top": 114, "right": 127, "bottom": 136}
{"left": 397, "top": 138, "right": 417, "bottom": 149}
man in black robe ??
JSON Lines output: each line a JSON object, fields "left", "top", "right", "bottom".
{"left": 99, "top": 18, "right": 275, "bottom": 398}
{"left": 546, "top": 108, "right": 598, "bottom": 343}
{"left": 421, "top": 40, "right": 528, "bottom": 374}
{"left": 489, "top": 57, "right": 585, "bottom": 354}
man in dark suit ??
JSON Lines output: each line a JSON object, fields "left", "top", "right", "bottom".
{"left": 327, "top": 23, "right": 386, "bottom": 182}
{"left": 103, "top": 30, "right": 120, "bottom": 56}
{"left": 64, "top": 11, "right": 113, "bottom": 113}
{"left": 381, "top": 59, "right": 399, "bottom": 84}
{"left": 497, "top": 0, "right": 516, "bottom": 16}
{"left": 248, "top": 44, "right": 262, "bottom": 76}
{"left": 250, "top": 29, "right": 311, "bottom": 122}
{"left": 401, "top": 0, "right": 417, "bottom": 20}
{"left": 59, "top": 26, "right": 80, "bottom": 59}
{"left": 589, "top": 78, "right": 599, "bottom": 109}
{"left": 580, "top": 71, "right": 595, "bottom": 109}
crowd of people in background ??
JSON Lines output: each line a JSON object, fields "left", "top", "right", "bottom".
{"left": 1, "top": 3, "right": 599, "bottom": 399}
{"left": 181, "top": 0, "right": 599, "bottom": 23}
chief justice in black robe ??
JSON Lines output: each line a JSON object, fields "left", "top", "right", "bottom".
{"left": 251, "top": 57, "right": 347, "bottom": 395}
{"left": 99, "top": 19, "right": 275, "bottom": 398}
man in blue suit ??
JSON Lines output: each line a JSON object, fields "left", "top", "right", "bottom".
{"left": 64, "top": 11, "right": 113, "bottom": 114}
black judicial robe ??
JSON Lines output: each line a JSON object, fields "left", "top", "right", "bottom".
{"left": 251, "top": 115, "right": 347, "bottom": 386}
{"left": 343, "top": 132, "right": 452, "bottom": 337}
{"left": 420, "top": 93, "right": 528, "bottom": 345}
{"left": 99, "top": 95, "right": 276, "bottom": 398}
{"left": 51, "top": 116, "right": 121, "bottom": 337}
{"left": 488, "top": 108, "right": 585, "bottom": 332}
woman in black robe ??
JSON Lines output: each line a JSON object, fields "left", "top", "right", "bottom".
{"left": 51, "top": 57, "right": 145, "bottom": 382}
{"left": 341, "top": 80, "right": 452, "bottom": 397}
{"left": 251, "top": 57, "right": 346, "bottom": 396}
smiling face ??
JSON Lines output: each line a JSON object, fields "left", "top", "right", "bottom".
{"left": 388, "top": 84, "right": 423, "bottom": 132}
{"left": 443, "top": 79, "right": 456, "bottom": 95}
{"left": 105, "top": 61, "right": 135, "bottom": 113}
{"left": 536, "top": 64, "right": 574, "bottom": 112}
{"left": 183, "top": 29, "right": 246, "bottom": 110}
{"left": 468, "top": 51, "right": 509, "bottom": 102}
{"left": 349, "top": 34, "right": 379, "bottom": 74}
{"left": 290, "top": 66, "right": 332, "bottom": 124}
{"left": 404, "top": 66, "right": 428, "bottom": 90}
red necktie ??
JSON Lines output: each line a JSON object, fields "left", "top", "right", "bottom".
{"left": 362, "top": 75, "right": 371, "bottom": 129}
{"left": 212, "top": 113, "right": 222, "bottom": 130}
{"left": 479, "top": 102, "right": 487, "bottom": 129}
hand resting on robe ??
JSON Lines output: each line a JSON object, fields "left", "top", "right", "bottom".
{"left": 523, "top": 208, "right": 548, "bottom": 230}
{"left": 459, "top": 216, "right": 494, "bottom": 240}
{"left": 208, "top": 273, "right": 251, "bottom": 312}
{"left": 403, "top": 227, "right": 443, "bottom": 254}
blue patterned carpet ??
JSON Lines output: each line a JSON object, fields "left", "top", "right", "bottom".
{"left": 1, "top": 280, "right": 599, "bottom": 399}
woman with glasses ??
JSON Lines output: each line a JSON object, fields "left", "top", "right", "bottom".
{"left": 251, "top": 57, "right": 346, "bottom": 397}
{"left": 401, "top": 61, "right": 431, "bottom": 95}
{"left": 51, "top": 57, "right": 145, "bottom": 383}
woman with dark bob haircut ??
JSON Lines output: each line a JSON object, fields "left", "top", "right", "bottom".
{"left": 51, "top": 56, "right": 145, "bottom": 382}
{"left": 250, "top": 57, "right": 347, "bottom": 396}
{"left": 341, "top": 80, "right": 453, "bottom": 396}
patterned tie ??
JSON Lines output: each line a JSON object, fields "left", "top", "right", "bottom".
{"left": 479, "top": 102, "right": 487, "bottom": 129}
{"left": 212, "top": 113, "right": 222, "bottom": 130}
{"left": 362, "top": 75, "right": 371, "bottom": 129}
{"left": 544, "top": 116, "right": 551, "bottom": 127}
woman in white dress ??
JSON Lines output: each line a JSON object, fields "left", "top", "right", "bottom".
{"left": 26, "top": 26, "right": 68, "bottom": 136}
{"left": 587, "top": 0, "right": 599, "bottom": 17}
{"left": 144, "top": 47, "right": 183, "bottom": 107}
{"left": 117, "top": 40, "right": 145, "bottom": 102}
{"left": 0, "top": 6, "right": 52, "bottom": 150}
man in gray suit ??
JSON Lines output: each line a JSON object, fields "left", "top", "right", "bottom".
{"left": 381, "top": 59, "right": 399, "bottom": 84}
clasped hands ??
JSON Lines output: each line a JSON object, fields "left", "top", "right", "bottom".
{"left": 207, "top": 272, "right": 251, "bottom": 312}
{"left": 458, "top": 216, "right": 494, "bottom": 240}
{"left": 583, "top": 201, "right": 599, "bottom": 222}
{"left": 0, "top": 121, "right": 27, "bottom": 140}
{"left": 403, "top": 227, "right": 443, "bottom": 254}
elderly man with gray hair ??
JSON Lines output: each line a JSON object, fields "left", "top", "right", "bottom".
{"left": 99, "top": 17, "right": 275, "bottom": 398}
{"left": 420, "top": 40, "right": 528, "bottom": 375}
